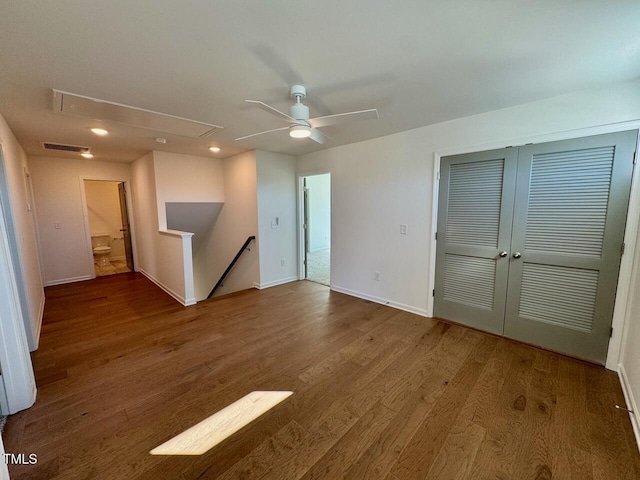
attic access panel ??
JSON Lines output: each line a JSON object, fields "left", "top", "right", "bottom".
{"left": 52, "top": 90, "right": 223, "bottom": 138}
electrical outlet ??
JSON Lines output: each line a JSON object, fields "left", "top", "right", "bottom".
{"left": 374, "top": 271, "right": 380, "bottom": 281}
{"left": 281, "top": 259, "right": 286, "bottom": 267}
{"left": 400, "top": 224, "right": 408, "bottom": 235}
{"left": 271, "top": 217, "right": 280, "bottom": 229}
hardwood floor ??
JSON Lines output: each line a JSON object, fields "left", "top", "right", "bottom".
{"left": 4, "top": 273, "right": 640, "bottom": 479}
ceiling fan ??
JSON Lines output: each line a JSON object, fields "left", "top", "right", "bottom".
{"left": 235, "top": 85, "right": 378, "bottom": 144}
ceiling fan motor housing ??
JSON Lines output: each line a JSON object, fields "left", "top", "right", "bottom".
{"left": 290, "top": 102, "right": 310, "bottom": 122}
{"left": 290, "top": 85, "right": 307, "bottom": 99}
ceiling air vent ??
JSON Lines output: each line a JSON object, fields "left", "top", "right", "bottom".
{"left": 42, "top": 142, "right": 90, "bottom": 153}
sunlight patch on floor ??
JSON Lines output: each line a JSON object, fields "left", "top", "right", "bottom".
{"left": 150, "top": 391, "right": 293, "bottom": 456}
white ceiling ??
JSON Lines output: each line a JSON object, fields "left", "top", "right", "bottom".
{"left": 1, "top": 1, "right": 639, "bottom": 163}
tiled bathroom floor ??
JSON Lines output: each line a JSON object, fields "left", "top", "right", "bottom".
{"left": 306, "top": 248, "right": 330, "bottom": 286}
{"left": 95, "top": 259, "right": 131, "bottom": 277}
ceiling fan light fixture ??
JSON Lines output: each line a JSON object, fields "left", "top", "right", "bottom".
{"left": 289, "top": 124, "right": 311, "bottom": 139}
{"left": 242, "top": 85, "right": 377, "bottom": 144}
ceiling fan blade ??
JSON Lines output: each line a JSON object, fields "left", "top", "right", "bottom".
{"left": 245, "top": 100, "right": 297, "bottom": 124}
{"left": 235, "top": 126, "right": 289, "bottom": 141}
{"left": 309, "top": 128, "right": 329, "bottom": 144}
{"left": 309, "top": 108, "right": 379, "bottom": 128}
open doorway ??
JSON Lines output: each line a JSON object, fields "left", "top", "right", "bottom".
{"left": 83, "top": 180, "right": 134, "bottom": 277}
{"left": 300, "top": 173, "right": 331, "bottom": 286}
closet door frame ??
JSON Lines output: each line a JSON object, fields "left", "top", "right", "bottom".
{"left": 428, "top": 127, "right": 640, "bottom": 369}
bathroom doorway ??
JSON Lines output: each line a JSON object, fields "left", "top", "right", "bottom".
{"left": 83, "top": 180, "right": 134, "bottom": 277}
{"left": 299, "top": 173, "right": 331, "bottom": 286}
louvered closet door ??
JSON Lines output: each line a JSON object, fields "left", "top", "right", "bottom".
{"left": 504, "top": 131, "right": 636, "bottom": 364}
{"left": 434, "top": 148, "right": 518, "bottom": 334}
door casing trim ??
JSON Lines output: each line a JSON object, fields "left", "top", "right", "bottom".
{"left": 79, "top": 176, "right": 138, "bottom": 279}
{"left": 296, "top": 171, "right": 332, "bottom": 283}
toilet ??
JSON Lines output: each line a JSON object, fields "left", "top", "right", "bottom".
{"left": 91, "top": 234, "right": 112, "bottom": 267}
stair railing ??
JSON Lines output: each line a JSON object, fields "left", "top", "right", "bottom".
{"left": 207, "top": 236, "right": 256, "bottom": 299}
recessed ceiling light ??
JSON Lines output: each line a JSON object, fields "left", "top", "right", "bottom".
{"left": 209, "top": 146, "right": 221, "bottom": 153}
{"left": 90, "top": 128, "right": 109, "bottom": 136}
{"left": 81, "top": 152, "right": 94, "bottom": 159}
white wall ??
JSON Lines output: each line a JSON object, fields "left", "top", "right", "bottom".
{"left": 153, "top": 151, "right": 224, "bottom": 229}
{"left": 29, "top": 156, "right": 132, "bottom": 286}
{"left": 305, "top": 174, "right": 331, "bottom": 252}
{"left": 85, "top": 180, "right": 125, "bottom": 259}
{"left": 130, "top": 152, "right": 195, "bottom": 305}
{"left": 620, "top": 228, "right": 640, "bottom": 450}
{"left": 297, "top": 79, "right": 640, "bottom": 319}
{"left": 131, "top": 152, "right": 158, "bottom": 277}
{"left": 256, "top": 150, "right": 298, "bottom": 288}
{"left": 0, "top": 113, "right": 44, "bottom": 351}
{"left": 298, "top": 134, "right": 431, "bottom": 315}
{"left": 152, "top": 151, "right": 225, "bottom": 302}
{"left": 156, "top": 230, "right": 195, "bottom": 305}
{"left": 194, "top": 151, "right": 259, "bottom": 299}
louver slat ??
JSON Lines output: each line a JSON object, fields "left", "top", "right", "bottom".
{"left": 525, "top": 146, "right": 614, "bottom": 257}
{"left": 446, "top": 159, "right": 504, "bottom": 247}
{"left": 444, "top": 254, "right": 495, "bottom": 310}
{"left": 518, "top": 264, "right": 598, "bottom": 332}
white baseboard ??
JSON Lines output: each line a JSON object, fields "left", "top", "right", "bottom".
{"left": 618, "top": 364, "right": 640, "bottom": 454}
{"left": 138, "top": 268, "right": 192, "bottom": 307}
{"left": 330, "top": 285, "right": 430, "bottom": 318}
{"left": 44, "top": 274, "right": 93, "bottom": 287}
{"left": 253, "top": 276, "right": 299, "bottom": 290}
{"left": 30, "top": 292, "right": 45, "bottom": 352}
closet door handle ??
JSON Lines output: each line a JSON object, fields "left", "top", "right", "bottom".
{"left": 512, "top": 252, "right": 522, "bottom": 259}
{"left": 499, "top": 251, "right": 508, "bottom": 258}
